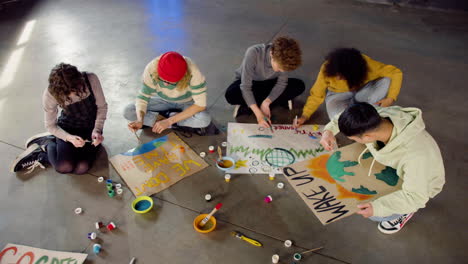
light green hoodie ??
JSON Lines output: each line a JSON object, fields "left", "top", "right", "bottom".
{"left": 324, "top": 106, "right": 445, "bottom": 217}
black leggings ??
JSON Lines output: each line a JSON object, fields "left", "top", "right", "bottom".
{"left": 225, "top": 78, "right": 305, "bottom": 106}
{"left": 47, "top": 136, "right": 99, "bottom": 175}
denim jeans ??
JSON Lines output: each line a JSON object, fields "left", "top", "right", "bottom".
{"left": 369, "top": 214, "right": 403, "bottom": 222}
{"left": 325, "top": 77, "right": 391, "bottom": 120}
{"left": 123, "top": 96, "right": 212, "bottom": 128}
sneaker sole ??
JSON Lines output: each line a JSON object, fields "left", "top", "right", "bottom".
{"left": 9, "top": 144, "right": 41, "bottom": 173}
{"left": 25, "top": 132, "right": 52, "bottom": 148}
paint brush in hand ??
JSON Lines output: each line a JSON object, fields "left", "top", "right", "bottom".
{"left": 199, "top": 203, "right": 223, "bottom": 227}
{"left": 263, "top": 117, "right": 274, "bottom": 133}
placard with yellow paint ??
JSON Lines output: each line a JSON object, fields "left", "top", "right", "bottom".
{"left": 110, "top": 133, "right": 208, "bottom": 197}
{"left": 227, "top": 122, "right": 326, "bottom": 174}
{"left": 282, "top": 143, "right": 402, "bottom": 225}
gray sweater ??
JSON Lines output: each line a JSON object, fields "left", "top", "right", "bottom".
{"left": 235, "top": 43, "right": 288, "bottom": 106}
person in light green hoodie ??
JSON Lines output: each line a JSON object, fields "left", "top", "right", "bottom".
{"left": 320, "top": 102, "right": 445, "bottom": 234}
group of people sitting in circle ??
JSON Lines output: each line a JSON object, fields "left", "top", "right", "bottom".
{"left": 10, "top": 36, "right": 444, "bottom": 235}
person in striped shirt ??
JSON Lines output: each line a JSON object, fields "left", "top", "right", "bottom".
{"left": 124, "top": 52, "right": 217, "bottom": 136}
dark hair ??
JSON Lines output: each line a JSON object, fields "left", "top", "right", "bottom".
{"left": 48, "top": 63, "right": 86, "bottom": 108}
{"left": 271, "top": 36, "right": 302, "bottom": 71}
{"left": 338, "top": 102, "right": 382, "bottom": 137}
{"left": 324, "top": 48, "right": 368, "bottom": 90}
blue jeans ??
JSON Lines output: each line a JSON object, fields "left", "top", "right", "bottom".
{"left": 325, "top": 77, "right": 390, "bottom": 120}
{"left": 123, "top": 96, "right": 212, "bottom": 128}
{"left": 369, "top": 214, "right": 403, "bottom": 222}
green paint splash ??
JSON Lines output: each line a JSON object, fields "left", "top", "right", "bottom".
{"left": 229, "top": 145, "right": 324, "bottom": 160}
{"left": 362, "top": 152, "right": 373, "bottom": 159}
{"left": 352, "top": 185, "right": 377, "bottom": 195}
{"left": 375, "top": 166, "right": 399, "bottom": 186}
{"left": 325, "top": 151, "right": 358, "bottom": 182}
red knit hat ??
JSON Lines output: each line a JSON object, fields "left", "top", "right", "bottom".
{"left": 157, "top": 51, "right": 188, "bottom": 83}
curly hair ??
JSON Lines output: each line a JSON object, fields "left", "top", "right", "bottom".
{"left": 324, "top": 48, "right": 368, "bottom": 91}
{"left": 271, "top": 36, "right": 302, "bottom": 71}
{"left": 48, "top": 63, "right": 86, "bottom": 108}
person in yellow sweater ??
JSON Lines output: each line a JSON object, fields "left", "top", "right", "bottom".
{"left": 294, "top": 48, "right": 403, "bottom": 127}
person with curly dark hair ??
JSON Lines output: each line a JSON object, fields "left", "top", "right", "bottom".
{"left": 225, "top": 36, "right": 305, "bottom": 128}
{"left": 10, "top": 63, "right": 108, "bottom": 174}
{"left": 294, "top": 48, "right": 403, "bottom": 127}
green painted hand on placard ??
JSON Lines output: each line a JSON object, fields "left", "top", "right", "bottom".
{"left": 326, "top": 151, "right": 358, "bottom": 182}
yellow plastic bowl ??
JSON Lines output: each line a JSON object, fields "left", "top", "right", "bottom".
{"left": 193, "top": 214, "right": 217, "bottom": 233}
{"left": 132, "top": 196, "right": 154, "bottom": 214}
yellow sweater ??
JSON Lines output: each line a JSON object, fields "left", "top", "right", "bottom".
{"left": 302, "top": 54, "right": 403, "bottom": 119}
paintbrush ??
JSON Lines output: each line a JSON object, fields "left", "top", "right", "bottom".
{"left": 300, "top": 246, "right": 324, "bottom": 255}
{"left": 217, "top": 146, "right": 223, "bottom": 160}
{"left": 263, "top": 117, "right": 274, "bottom": 133}
{"left": 199, "top": 203, "right": 223, "bottom": 227}
{"left": 213, "top": 159, "right": 224, "bottom": 167}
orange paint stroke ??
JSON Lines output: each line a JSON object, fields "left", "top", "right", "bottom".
{"left": 336, "top": 183, "right": 372, "bottom": 201}
{"left": 307, "top": 154, "right": 373, "bottom": 201}
{"left": 307, "top": 154, "right": 336, "bottom": 184}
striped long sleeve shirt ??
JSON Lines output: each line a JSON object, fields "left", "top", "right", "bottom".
{"left": 136, "top": 56, "right": 207, "bottom": 114}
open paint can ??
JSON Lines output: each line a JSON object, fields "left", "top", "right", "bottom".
{"left": 215, "top": 156, "right": 235, "bottom": 171}
{"left": 193, "top": 214, "right": 217, "bottom": 233}
{"left": 132, "top": 196, "right": 154, "bottom": 214}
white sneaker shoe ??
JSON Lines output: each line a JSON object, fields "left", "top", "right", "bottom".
{"left": 378, "top": 213, "right": 415, "bottom": 234}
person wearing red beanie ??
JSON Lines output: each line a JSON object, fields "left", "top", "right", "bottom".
{"left": 124, "top": 52, "right": 218, "bottom": 136}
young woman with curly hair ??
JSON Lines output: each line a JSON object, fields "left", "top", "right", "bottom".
{"left": 124, "top": 51, "right": 218, "bottom": 136}
{"left": 225, "top": 36, "right": 305, "bottom": 128}
{"left": 294, "top": 48, "right": 403, "bottom": 127}
{"left": 10, "top": 63, "right": 108, "bottom": 174}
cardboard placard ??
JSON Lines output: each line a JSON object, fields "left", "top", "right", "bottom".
{"left": 0, "top": 244, "right": 87, "bottom": 264}
{"left": 227, "top": 123, "right": 326, "bottom": 174}
{"left": 110, "top": 133, "right": 208, "bottom": 197}
{"left": 282, "top": 143, "right": 402, "bottom": 225}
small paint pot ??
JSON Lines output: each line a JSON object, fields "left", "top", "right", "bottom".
{"left": 269, "top": 172, "right": 276, "bottom": 181}
{"left": 205, "top": 194, "right": 212, "bottom": 202}
{"left": 106, "top": 183, "right": 113, "bottom": 191}
{"left": 117, "top": 188, "right": 123, "bottom": 195}
{"left": 221, "top": 141, "right": 227, "bottom": 147}
{"left": 193, "top": 214, "right": 217, "bottom": 233}
{"left": 87, "top": 232, "right": 97, "bottom": 240}
{"left": 106, "top": 179, "right": 112, "bottom": 184}
{"left": 284, "top": 240, "right": 293, "bottom": 247}
{"left": 132, "top": 196, "right": 154, "bottom": 214}
{"left": 115, "top": 183, "right": 122, "bottom": 189}
{"left": 97, "top": 177, "right": 104, "bottom": 183}
{"left": 208, "top": 146, "right": 215, "bottom": 153}
{"left": 93, "top": 243, "right": 101, "bottom": 254}
{"left": 74, "top": 207, "right": 83, "bottom": 215}
{"left": 264, "top": 195, "right": 273, "bottom": 203}
{"left": 215, "top": 156, "right": 235, "bottom": 171}
{"left": 277, "top": 182, "right": 285, "bottom": 189}
{"left": 272, "top": 254, "right": 280, "bottom": 263}
{"left": 108, "top": 189, "right": 115, "bottom": 198}
{"left": 293, "top": 253, "right": 302, "bottom": 261}
{"left": 95, "top": 221, "right": 104, "bottom": 230}
{"left": 199, "top": 152, "right": 206, "bottom": 158}
{"left": 224, "top": 174, "right": 231, "bottom": 182}
{"left": 107, "top": 222, "right": 117, "bottom": 231}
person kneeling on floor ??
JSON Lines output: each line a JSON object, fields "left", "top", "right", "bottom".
{"left": 124, "top": 51, "right": 218, "bottom": 136}
{"left": 320, "top": 102, "right": 445, "bottom": 234}
{"left": 10, "top": 63, "right": 108, "bottom": 174}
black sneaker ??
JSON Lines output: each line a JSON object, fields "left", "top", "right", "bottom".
{"left": 10, "top": 144, "right": 49, "bottom": 173}
{"left": 193, "top": 122, "right": 220, "bottom": 136}
{"left": 235, "top": 105, "right": 252, "bottom": 117}
{"left": 25, "top": 132, "right": 55, "bottom": 149}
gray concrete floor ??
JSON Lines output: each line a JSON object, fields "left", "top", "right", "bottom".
{"left": 1, "top": 0, "right": 467, "bottom": 263}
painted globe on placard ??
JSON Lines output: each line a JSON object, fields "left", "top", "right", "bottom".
{"left": 264, "top": 148, "right": 296, "bottom": 167}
